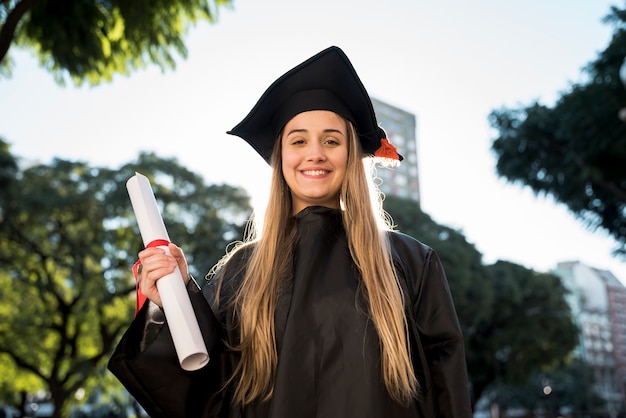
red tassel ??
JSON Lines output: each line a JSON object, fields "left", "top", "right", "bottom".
{"left": 374, "top": 138, "right": 402, "bottom": 166}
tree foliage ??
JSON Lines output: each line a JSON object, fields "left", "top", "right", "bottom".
{"left": 496, "top": 358, "right": 606, "bottom": 417}
{"left": 0, "top": 142, "right": 251, "bottom": 417}
{"left": 475, "top": 261, "right": 579, "bottom": 397}
{"left": 383, "top": 196, "right": 579, "bottom": 408}
{"left": 489, "top": 5, "right": 626, "bottom": 258}
{"left": 0, "top": 0, "right": 232, "bottom": 85}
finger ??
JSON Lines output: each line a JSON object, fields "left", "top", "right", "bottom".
{"left": 138, "top": 246, "right": 165, "bottom": 261}
{"left": 142, "top": 257, "right": 178, "bottom": 282}
{"left": 168, "top": 243, "right": 189, "bottom": 280}
{"left": 138, "top": 252, "right": 177, "bottom": 306}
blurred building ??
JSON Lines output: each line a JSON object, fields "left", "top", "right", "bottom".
{"left": 371, "top": 98, "right": 420, "bottom": 204}
{"left": 553, "top": 261, "right": 626, "bottom": 417}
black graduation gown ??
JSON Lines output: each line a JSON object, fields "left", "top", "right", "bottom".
{"left": 108, "top": 206, "right": 472, "bottom": 417}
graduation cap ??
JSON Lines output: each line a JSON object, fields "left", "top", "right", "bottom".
{"left": 227, "top": 46, "right": 402, "bottom": 165}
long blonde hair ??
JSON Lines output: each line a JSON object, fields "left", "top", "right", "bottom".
{"left": 212, "top": 117, "right": 418, "bottom": 405}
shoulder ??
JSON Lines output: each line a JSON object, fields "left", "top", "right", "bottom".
{"left": 211, "top": 242, "right": 255, "bottom": 282}
{"left": 386, "top": 231, "right": 446, "bottom": 301}
{"left": 223, "top": 242, "right": 256, "bottom": 269}
{"left": 201, "top": 242, "right": 255, "bottom": 309}
{"left": 387, "top": 230, "right": 434, "bottom": 266}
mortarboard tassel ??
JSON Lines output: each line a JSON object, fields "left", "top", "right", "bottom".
{"left": 374, "top": 138, "right": 402, "bottom": 166}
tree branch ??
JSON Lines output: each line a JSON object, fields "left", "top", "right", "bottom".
{"left": 0, "top": 0, "right": 36, "bottom": 63}
{"left": 565, "top": 147, "right": 626, "bottom": 202}
{"left": 0, "top": 348, "right": 45, "bottom": 381}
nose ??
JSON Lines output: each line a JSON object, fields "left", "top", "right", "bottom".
{"left": 306, "top": 141, "right": 326, "bottom": 162}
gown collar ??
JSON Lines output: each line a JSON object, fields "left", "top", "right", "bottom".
{"left": 293, "top": 205, "right": 343, "bottom": 220}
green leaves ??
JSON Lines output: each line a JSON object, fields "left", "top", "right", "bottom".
{"left": 2, "top": 0, "right": 233, "bottom": 85}
{"left": 0, "top": 146, "right": 252, "bottom": 414}
{"left": 489, "top": 5, "right": 626, "bottom": 257}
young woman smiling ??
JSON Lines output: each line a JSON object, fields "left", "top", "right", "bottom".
{"left": 109, "top": 46, "right": 473, "bottom": 418}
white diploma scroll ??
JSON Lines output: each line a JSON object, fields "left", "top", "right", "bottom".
{"left": 126, "top": 172, "right": 209, "bottom": 371}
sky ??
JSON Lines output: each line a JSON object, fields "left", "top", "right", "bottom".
{"left": 1, "top": 0, "right": 626, "bottom": 283}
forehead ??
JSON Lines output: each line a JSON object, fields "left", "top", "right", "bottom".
{"left": 283, "top": 110, "right": 347, "bottom": 131}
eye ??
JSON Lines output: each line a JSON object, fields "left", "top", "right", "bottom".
{"left": 324, "top": 136, "right": 341, "bottom": 146}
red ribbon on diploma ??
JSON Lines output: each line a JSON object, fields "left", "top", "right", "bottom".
{"left": 132, "top": 239, "right": 171, "bottom": 315}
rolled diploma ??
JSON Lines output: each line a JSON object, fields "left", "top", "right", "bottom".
{"left": 126, "top": 172, "right": 209, "bottom": 371}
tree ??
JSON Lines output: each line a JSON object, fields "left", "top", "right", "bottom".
{"left": 0, "top": 145, "right": 252, "bottom": 417}
{"left": 0, "top": 0, "right": 232, "bottom": 85}
{"left": 382, "top": 195, "right": 495, "bottom": 338}
{"left": 497, "top": 358, "right": 605, "bottom": 417}
{"left": 474, "top": 261, "right": 579, "bottom": 413}
{"left": 383, "top": 196, "right": 579, "bottom": 408}
{"left": 489, "top": 4, "right": 626, "bottom": 258}
{"left": 0, "top": 138, "right": 17, "bottom": 189}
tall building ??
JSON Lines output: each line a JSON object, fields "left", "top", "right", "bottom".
{"left": 604, "top": 268, "right": 626, "bottom": 404}
{"left": 371, "top": 98, "right": 420, "bottom": 204}
{"left": 553, "top": 261, "right": 626, "bottom": 416}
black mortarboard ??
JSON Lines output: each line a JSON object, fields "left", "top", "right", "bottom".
{"left": 227, "top": 46, "right": 402, "bottom": 165}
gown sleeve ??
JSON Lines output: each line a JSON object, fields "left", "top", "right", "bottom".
{"left": 107, "top": 280, "right": 227, "bottom": 418}
{"left": 390, "top": 233, "right": 473, "bottom": 417}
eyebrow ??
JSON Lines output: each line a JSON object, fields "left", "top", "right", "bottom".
{"left": 285, "top": 128, "right": 346, "bottom": 137}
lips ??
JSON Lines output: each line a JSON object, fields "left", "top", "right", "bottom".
{"left": 301, "top": 169, "right": 330, "bottom": 176}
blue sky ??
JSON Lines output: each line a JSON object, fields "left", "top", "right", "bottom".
{"left": 1, "top": 0, "right": 625, "bottom": 282}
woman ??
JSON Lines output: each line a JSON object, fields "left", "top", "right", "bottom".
{"left": 109, "top": 46, "right": 472, "bottom": 417}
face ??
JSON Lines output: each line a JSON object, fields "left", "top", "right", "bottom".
{"left": 281, "top": 110, "right": 349, "bottom": 214}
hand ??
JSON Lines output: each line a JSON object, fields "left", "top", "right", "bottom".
{"left": 138, "top": 243, "right": 189, "bottom": 307}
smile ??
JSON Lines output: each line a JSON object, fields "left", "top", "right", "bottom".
{"left": 301, "top": 170, "right": 329, "bottom": 176}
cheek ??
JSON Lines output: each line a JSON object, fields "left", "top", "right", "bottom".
{"left": 281, "top": 150, "right": 297, "bottom": 184}
{"left": 281, "top": 148, "right": 300, "bottom": 171}
{"left": 333, "top": 150, "right": 349, "bottom": 172}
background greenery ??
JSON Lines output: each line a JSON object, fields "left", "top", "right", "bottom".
{"left": 2, "top": 0, "right": 625, "bottom": 417}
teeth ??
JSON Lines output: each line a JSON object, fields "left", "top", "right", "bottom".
{"left": 302, "top": 170, "right": 327, "bottom": 176}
